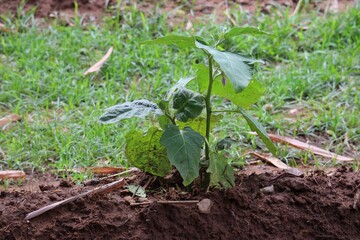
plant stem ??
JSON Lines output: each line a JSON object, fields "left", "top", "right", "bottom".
{"left": 205, "top": 55, "right": 214, "bottom": 161}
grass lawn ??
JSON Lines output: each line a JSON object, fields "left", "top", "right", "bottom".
{"left": 0, "top": 4, "right": 359, "bottom": 180}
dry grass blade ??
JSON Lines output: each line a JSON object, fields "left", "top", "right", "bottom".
{"left": 267, "top": 134, "right": 354, "bottom": 162}
{"left": 0, "top": 114, "right": 22, "bottom": 128}
{"left": 25, "top": 178, "right": 125, "bottom": 220}
{"left": 0, "top": 170, "right": 26, "bottom": 180}
{"left": 83, "top": 46, "right": 113, "bottom": 76}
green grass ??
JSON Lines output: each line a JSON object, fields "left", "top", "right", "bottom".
{"left": 0, "top": 3, "right": 359, "bottom": 176}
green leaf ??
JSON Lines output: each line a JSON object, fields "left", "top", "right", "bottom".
{"left": 238, "top": 108, "right": 278, "bottom": 156}
{"left": 166, "top": 76, "right": 195, "bottom": 100}
{"left": 99, "top": 100, "right": 163, "bottom": 124}
{"left": 194, "top": 63, "right": 208, "bottom": 94}
{"left": 142, "top": 35, "right": 196, "bottom": 49}
{"left": 195, "top": 64, "right": 264, "bottom": 108}
{"left": 125, "top": 127, "right": 172, "bottom": 177}
{"left": 224, "top": 27, "right": 270, "bottom": 40}
{"left": 177, "top": 115, "right": 223, "bottom": 136}
{"left": 160, "top": 125, "right": 204, "bottom": 186}
{"left": 173, "top": 88, "right": 205, "bottom": 122}
{"left": 127, "top": 185, "right": 146, "bottom": 198}
{"left": 195, "top": 41, "right": 263, "bottom": 93}
{"left": 207, "top": 152, "right": 235, "bottom": 188}
{"left": 157, "top": 115, "right": 171, "bottom": 130}
{"left": 213, "top": 78, "right": 264, "bottom": 108}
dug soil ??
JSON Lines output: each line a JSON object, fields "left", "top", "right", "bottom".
{"left": 1, "top": 167, "right": 360, "bottom": 239}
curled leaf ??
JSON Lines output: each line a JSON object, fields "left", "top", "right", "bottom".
{"left": 99, "top": 100, "right": 163, "bottom": 124}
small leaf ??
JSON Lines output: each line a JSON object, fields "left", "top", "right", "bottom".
{"left": 127, "top": 185, "right": 147, "bottom": 198}
{"left": 177, "top": 115, "right": 223, "bottom": 136}
{"left": 224, "top": 27, "right": 270, "bottom": 40}
{"left": 142, "top": 35, "right": 196, "bottom": 49}
{"left": 238, "top": 108, "right": 278, "bottom": 156}
{"left": 173, "top": 88, "right": 205, "bottom": 122}
{"left": 207, "top": 152, "right": 235, "bottom": 188}
{"left": 160, "top": 125, "right": 204, "bottom": 186}
{"left": 83, "top": 47, "right": 113, "bottom": 76}
{"left": 195, "top": 41, "right": 263, "bottom": 93}
{"left": 99, "top": 100, "right": 163, "bottom": 124}
{"left": 125, "top": 128, "right": 172, "bottom": 177}
{"left": 166, "top": 76, "right": 195, "bottom": 100}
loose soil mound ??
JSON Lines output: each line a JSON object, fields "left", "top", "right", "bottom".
{"left": 1, "top": 167, "right": 359, "bottom": 239}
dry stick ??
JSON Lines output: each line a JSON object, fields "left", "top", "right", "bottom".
{"left": 130, "top": 200, "right": 199, "bottom": 207}
{"left": 25, "top": 178, "right": 126, "bottom": 221}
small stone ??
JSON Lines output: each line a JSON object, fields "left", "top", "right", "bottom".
{"left": 260, "top": 185, "right": 274, "bottom": 194}
{"left": 197, "top": 198, "right": 213, "bottom": 214}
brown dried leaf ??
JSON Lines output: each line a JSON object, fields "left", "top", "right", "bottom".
{"left": 250, "top": 152, "right": 290, "bottom": 169}
{"left": 83, "top": 47, "right": 113, "bottom": 76}
{"left": 0, "top": 114, "right": 22, "bottom": 128}
{"left": 0, "top": 170, "right": 26, "bottom": 180}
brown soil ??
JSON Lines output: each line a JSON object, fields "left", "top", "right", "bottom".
{"left": 1, "top": 167, "right": 360, "bottom": 239}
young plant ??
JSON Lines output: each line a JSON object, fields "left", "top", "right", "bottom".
{"left": 99, "top": 27, "right": 277, "bottom": 188}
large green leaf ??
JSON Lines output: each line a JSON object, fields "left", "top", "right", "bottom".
{"left": 238, "top": 108, "right": 278, "bottom": 156}
{"left": 207, "top": 152, "right": 235, "bottom": 188}
{"left": 177, "top": 115, "right": 223, "bottom": 136}
{"left": 213, "top": 78, "right": 264, "bottom": 108}
{"left": 195, "top": 64, "right": 264, "bottom": 108}
{"left": 195, "top": 41, "right": 263, "bottom": 93}
{"left": 224, "top": 27, "right": 270, "bottom": 40}
{"left": 125, "top": 127, "right": 172, "bottom": 177}
{"left": 99, "top": 100, "right": 163, "bottom": 124}
{"left": 173, "top": 88, "right": 205, "bottom": 122}
{"left": 142, "top": 35, "right": 196, "bottom": 49}
{"left": 160, "top": 125, "right": 204, "bottom": 186}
